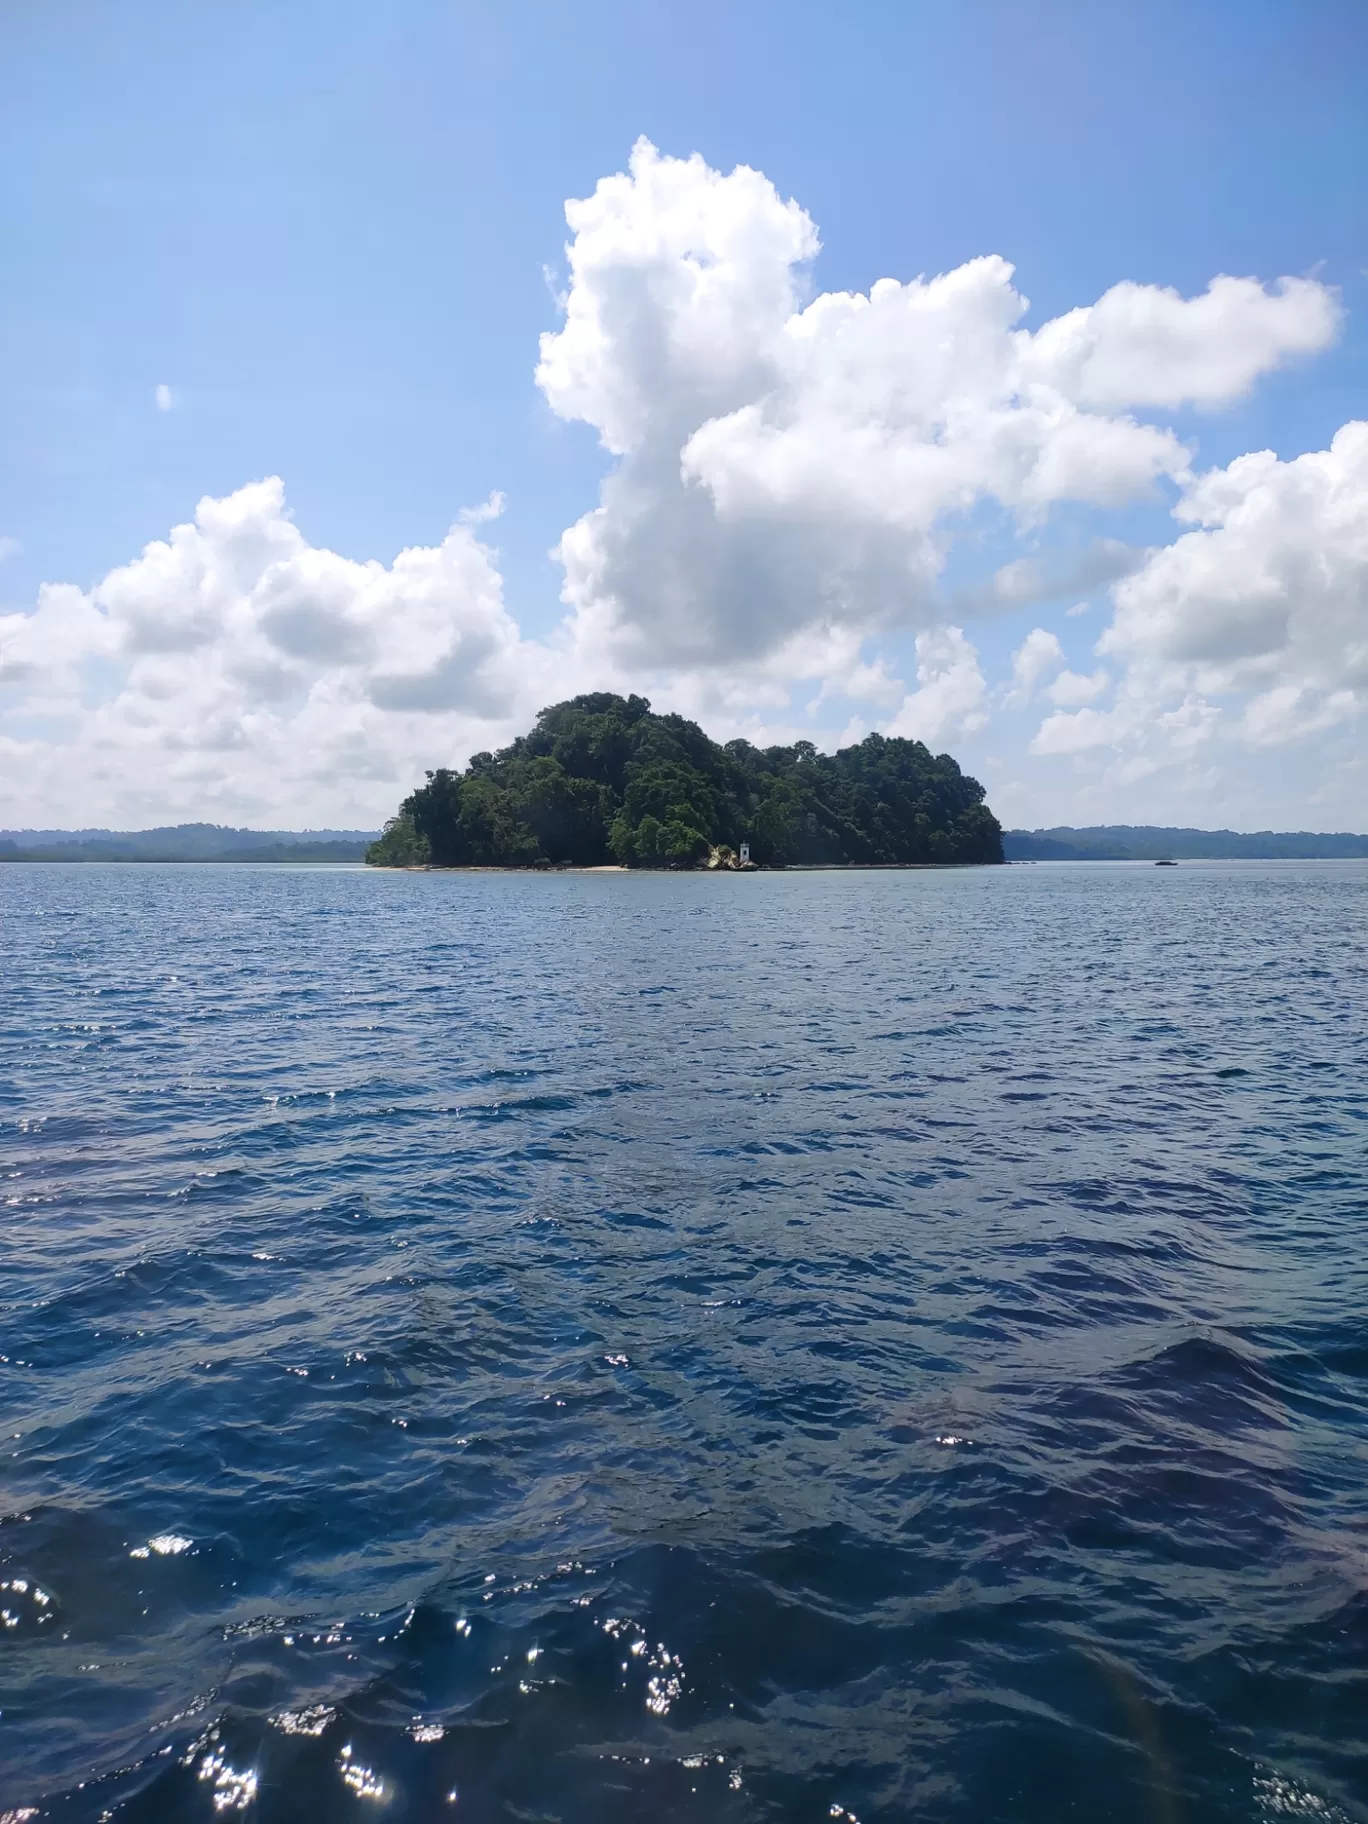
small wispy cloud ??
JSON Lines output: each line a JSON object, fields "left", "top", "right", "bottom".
{"left": 541, "top": 262, "right": 568, "bottom": 311}
{"left": 952, "top": 540, "right": 1145, "bottom": 617}
{"left": 155, "top": 383, "right": 173, "bottom": 412}
{"left": 0, "top": 535, "right": 20, "bottom": 565}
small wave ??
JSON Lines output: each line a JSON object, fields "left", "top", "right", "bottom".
{"left": 3, "top": 860, "right": 1365, "bottom": 1821}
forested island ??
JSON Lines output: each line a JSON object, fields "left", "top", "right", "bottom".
{"left": 367, "top": 694, "right": 1003, "bottom": 870}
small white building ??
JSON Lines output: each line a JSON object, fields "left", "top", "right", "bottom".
{"left": 739, "top": 842, "right": 750, "bottom": 864}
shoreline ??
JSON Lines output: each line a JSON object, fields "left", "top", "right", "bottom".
{"left": 368, "top": 859, "right": 1002, "bottom": 873}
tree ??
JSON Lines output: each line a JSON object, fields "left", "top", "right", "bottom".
{"left": 365, "top": 812, "right": 430, "bottom": 867}
{"left": 368, "top": 694, "right": 1004, "bottom": 869}
{"left": 656, "top": 820, "right": 709, "bottom": 866}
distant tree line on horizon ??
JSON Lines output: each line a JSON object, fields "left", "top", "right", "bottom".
{"left": 0, "top": 825, "right": 373, "bottom": 863}
{"left": 1003, "top": 826, "right": 1368, "bottom": 861}
{"left": 367, "top": 693, "right": 1004, "bottom": 870}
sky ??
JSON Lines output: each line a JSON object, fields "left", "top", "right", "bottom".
{"left": 2, "top": 0, "right": 1366, "bottom": 832}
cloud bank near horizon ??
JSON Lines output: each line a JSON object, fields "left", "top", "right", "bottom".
{"left": 1, "top": 141, "right": 1362, "bottom": 830}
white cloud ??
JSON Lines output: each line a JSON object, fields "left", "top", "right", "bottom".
{"left": 1030, "top": 703, "right": 1126, "bottom": 756}
{"left": 1238, "top": 684, "right": 1359, "bottom": 745}
{"left": 540, "top": 141, "right": 1339, "bottom": 692}
{"left": 1021, "top": 422, "right": 1367, "bottom": 789}
{"left": 1005, "top": 627, "right": 1064, "bottom": 704}
{"left": 1046, "top": 667, "right": 1109, "bottom": 707}
{"left": 2, "top": 144, "right": 1360, "bottom": 831}
{"left": 1102, "top": 421, "right": 1368, "bottom": 706}
{"left": 0, "top": 479, "right": 553, "bottom": 826}
{"left": 1030, "top": 688, "right": 1220, "bottom": 760}
{"left": 964, "top": 539, "right": 1143, "bottom": 614}
{"left": 0, "top": 535, "right": 20, "bottom": 565}
{"left": 1017, "top": 423, "right": 1367, "bottom": 822}
{"left": 459, "top": 491, "right": 506, "bottom": 526}
{"left": 1021, "top": 275, "right": 1339, "bottom": 411}
{"left": 886, "top": 626, "right": 987, "bottom": 748}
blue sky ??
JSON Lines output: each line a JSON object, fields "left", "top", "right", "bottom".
{"left": 2, "top": 0, "right": 1366, "bottom": 829}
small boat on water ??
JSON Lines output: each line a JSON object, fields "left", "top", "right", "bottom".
{"left": 1155, "top": 858, "right": 1178, "bottom": 866}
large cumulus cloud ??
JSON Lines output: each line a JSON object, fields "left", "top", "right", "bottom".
{"left": 0, "top": 479, "right": 552, "bottom": 826}
{"left": 1034, "top": 422, "right": 1368, "bottom": 766}
{"left": 542, "top": 140, "right": 1337, "bottom": 696}
{"left": 1, "top": 139, "right": 1360, "bottom": 827}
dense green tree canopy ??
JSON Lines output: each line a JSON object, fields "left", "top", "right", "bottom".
{"left": 366, "top": 694, "right": 1003, "bottom": 868}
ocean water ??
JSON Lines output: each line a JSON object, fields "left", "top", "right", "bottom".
{"left": 2, "top": 860, "right": 1366, "bottom": 1823}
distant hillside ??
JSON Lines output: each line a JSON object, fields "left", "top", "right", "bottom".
{"left": 371, "top": 693, "right": 1003, "bottom": 868}
{"left": 1005, "top": 826, "right": 1368, "bottom": 861}
{"left": 0, "top": 823, "right": 377, "bottom": 862}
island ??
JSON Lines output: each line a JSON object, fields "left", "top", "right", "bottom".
{"left": 366, "top": 693, "right": 1003, "bottom": 870}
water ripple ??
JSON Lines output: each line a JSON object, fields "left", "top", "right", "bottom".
{"left": 1, "top": 860, "right": 1366, "bottom": 1821}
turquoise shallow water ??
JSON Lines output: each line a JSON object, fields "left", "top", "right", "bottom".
{"left": 1, "top": 860, "right": 1366, "bottom": 1822}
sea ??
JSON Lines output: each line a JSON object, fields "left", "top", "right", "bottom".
{"left": 2, "top": 860, "right": 1365, "bottom": 1823}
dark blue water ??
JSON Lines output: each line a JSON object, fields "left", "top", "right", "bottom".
{"left": 2, "top": 862, "right": 1366, "bottom": 1823}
